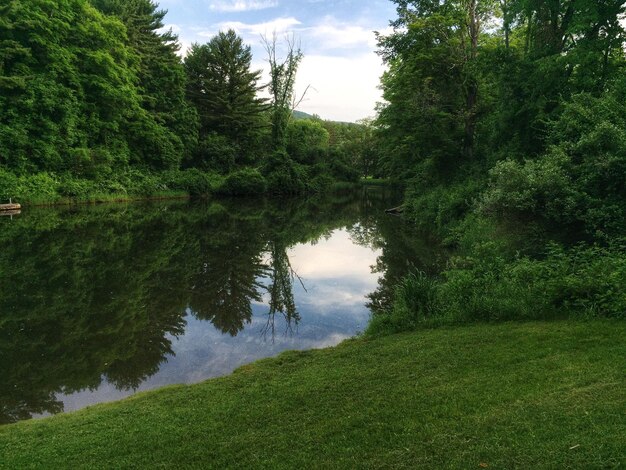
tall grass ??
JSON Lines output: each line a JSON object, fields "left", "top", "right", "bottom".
{"left": 368, "top": 240, "right": 626, "bottom": 335}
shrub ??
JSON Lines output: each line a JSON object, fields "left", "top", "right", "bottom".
{"left": 262, "top": 150, "right": 307, "bottom": 195}
{"left": 368, "top": 240, "right": 626, "bottom": 335}
{"left": 479, "top": 150, "right": 581, "bottom": 223}
{"left": 367, "top": 271, "right": 440, "bottom": 335}
{"left": 327, "top": 148, "right": 360, "bottom": 182}
{"left": 57, "top": 177, "right": 95, "bottom": 199}
{"left": 286, "top": 120, "right": 329, "bottom": 164}
{"left": 193, "top": 133, "right": 237, "bottom": 173}
{"left": 162, "top": 169, "right": 218, "bottom": 196}
{"left": 0, "top": 168, "right": 20, "bottom": 202}
{"left": 218, "top": 167, "right": 267, "bottom": 196}
{"left": 405, "top": 179, "right": 483, "bottom": 234}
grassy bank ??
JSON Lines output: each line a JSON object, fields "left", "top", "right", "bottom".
{"left": 1, "top": 320, "right": 624, "bottom": 468}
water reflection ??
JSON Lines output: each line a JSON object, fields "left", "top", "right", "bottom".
{"left": 0, "top": 190, "right": 445, "bottom": 424}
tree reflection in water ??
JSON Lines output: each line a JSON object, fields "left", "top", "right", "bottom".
{"left": 0, "top": 188, "right": 444, "bottom": 424}
{"left": 261, "top": 241, "right": 304, "bottom": 341}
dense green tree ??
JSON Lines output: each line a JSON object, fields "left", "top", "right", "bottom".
{"left": 286, "top": 120, "right": 329, "bottom": 164}
{"left": 376, "top": 0, "right": 626, "bottom": 186}
{"left": 375, "top": 0, "right": 496, "bottom": 181}
{"left": 485, "top": 0, "right": 626, "bottom": 156}
{"left": 91, "top": 0, "right": 198, "bottom": 169}
{"left": 184, "top": 30, "right": 266, "bottom": 168}
{"left": 0, "top": 0, "right": 140, "bottom": 174}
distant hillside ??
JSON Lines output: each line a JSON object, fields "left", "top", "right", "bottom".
{"left": 292, "top": 110, "right": 318, "bottom": 120}
{"left": 292, "top": 110, "right": 360, "bottom": 126}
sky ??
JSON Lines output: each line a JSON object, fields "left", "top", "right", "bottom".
{"left": 156, "top": 0, "right": 397, "bottom": 122}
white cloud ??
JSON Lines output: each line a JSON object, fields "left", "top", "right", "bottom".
{"left": 209, "top": 0, "right": 278, "bottom": 12}
{"left": 216, "top": 16, "right": 302, "bottom": 36}
{"left": 304, "top": 16, "right": 379, "bottom": 50}
{"left": 289, "top": 230, "right": 378, "bottom": 278}
{"left": 252, "top": 51, "right": 386, "bottom": 122}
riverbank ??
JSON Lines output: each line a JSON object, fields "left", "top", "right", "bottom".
{"left": 0, "top": 168, "right": 387, "bottom": 208}
{"left": 1, "top": 320, "right": 623, "bottom": 468}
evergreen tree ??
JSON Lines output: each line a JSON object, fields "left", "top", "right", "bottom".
{"left": 184, "top": 30, "right": 266, "bottom": 167}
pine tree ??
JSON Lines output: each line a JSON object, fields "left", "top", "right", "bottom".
{"left": 184, "top": 30, "right": 267, "bottom": 166}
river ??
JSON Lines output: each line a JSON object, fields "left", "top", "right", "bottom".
{"left": 0, "top": 189, "right": 445, "bottom": 424}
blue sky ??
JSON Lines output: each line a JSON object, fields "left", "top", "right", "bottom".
{"left": 156, "top": 0, "right": 397, "bottom": 121}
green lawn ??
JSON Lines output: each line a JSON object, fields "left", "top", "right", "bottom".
{"left": 1, "top": 321, "right": 624, "bottom": 469}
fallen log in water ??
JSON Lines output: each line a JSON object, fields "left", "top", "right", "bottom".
{"left": 0, "top": 209, "right": 21, "bottom": 216}
{"left": 0, "top": 203, "right": 21, "bottom": 212}
{"left": 385, "top": 205, "right": 404, "bottom": 215}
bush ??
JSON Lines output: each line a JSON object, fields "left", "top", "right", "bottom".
{"left": 405, "top": 179, "right": 483, "bottom": 234}
{"left": 368, "top": 241, "right": 626, "bottom": 335}
{"left": 367, "top": 271, "right": 440, "bottom": 335}
{"left": 162, "top": 169, "right": 219, "bottom": 196}
{"left": 286, "top": 120, "right": 329, "bottom": 164}
{"left": 12, "top": 172, "right": 60, "bottom": 202}
{"left": 262, "top": 150, "right": 307, "bottom": 195}
{"left": 327, "top": 148, "right": 360, "bottom": 182}
{"left": 479, "top": 93, "right": 626, "bottom": 235}
{"left": 57, "top": 177, "right": 95, "bottom": 199}
{"left": 193, "top": 134, "right": 237, "bottom": 173}
{"left": 218, "top": 167, "right": 267, "bottom": 196}
{"left": 479, "top": 150, "right": 582, "bottom": 224}
{"left": 0, "top": 168, "right": 20, "bottom": 202}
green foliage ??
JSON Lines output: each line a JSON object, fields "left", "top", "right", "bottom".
{"left": 370, "top": 0, "right": 626, "bottom": 338}
{"left": 0, "top": 0, "right": 138, "bottom": 174}
{"left": 161, "top": 169, "right": 220, "bottom": 196}
{"left": 480, "top": 93, "right": 626, "bottom": 235}
{"left": 367, "top": 271, "right": 440, "bottom": 335}
{"left": 323, "top": 119, "right": 383, "bottom": 178}
{"left": 0, "top": 168, "right": 221, "bottom": 203}
{"left": 327, "top": 148, "right": 360, "bottom": 183}
{"left": 192, "top": 133, "right": 237, "bottom": 173}
{"left": 92, "top": 0, "right": 198, "bottom": 166}
{"left": 184, "top": 30, "right": 266, "bottom": 167}
{"left": 262, "top": 150, "right": 307, "bottom": 195}
{"left": 403, "top": 178, "right": 483, "bottom": 233}
{"left": 0, "top": 0, "right": 198, "bottom": 175}
{"left": 218, "top": 168, "right": 267, "bottom": 196}
{"left": 286, "top": 119, "right": 329, "bottom": 164}
{"left": 479, "top": 151, "right": 580, "bottom": 223}
{"left": 0, "top": 1, "right": 356, "bottom": 200}
{"left": 369, "top": 240, "right": 626, "bottom": 334}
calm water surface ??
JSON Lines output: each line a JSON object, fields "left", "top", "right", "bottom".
{"left": 0, "top": 190, "right": 444, "bottom": 424}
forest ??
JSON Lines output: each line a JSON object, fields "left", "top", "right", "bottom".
{"left": 0, "top": 0, "right": 369, "bottom": 202}
{"left": 368, "top": 0, "right": 626, "bottom": 332}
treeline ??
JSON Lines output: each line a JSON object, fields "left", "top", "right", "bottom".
{"left": 369, "top": 0, "right": 626, "bottom": 333}
{"left": 0, "top": 0, "right": 369, "bottom": 203}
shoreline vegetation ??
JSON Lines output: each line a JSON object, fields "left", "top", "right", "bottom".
{"left": 1, "top": 320, "right": 624, "bottom": 468}
{"left": 0, "top": 176, "right": 392, "bottom": 208}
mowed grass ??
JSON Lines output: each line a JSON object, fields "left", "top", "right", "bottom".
{"left": 1, "top": 321, "right": 624, "bottom": 469}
